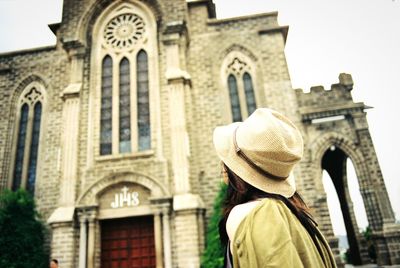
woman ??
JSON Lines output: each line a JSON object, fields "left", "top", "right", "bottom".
{"left": 213, "top": 108, "right": 336, "bottom": 267}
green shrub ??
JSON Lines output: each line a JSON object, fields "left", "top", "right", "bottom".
{"left": 0, "top": 189, "right": 49, "bottom": 268}
{"left": 362, "top": 226, "right": 377, "bottom": 263}
{"left": 201, "top": 183, "right": 227, "bottom": 268}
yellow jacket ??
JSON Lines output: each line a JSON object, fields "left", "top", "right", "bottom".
{"left": 231, "top": 198, "right": 337, "bottom": 268}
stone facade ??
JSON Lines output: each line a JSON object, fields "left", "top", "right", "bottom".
{"left": 0, "top": 0, "right": 399, "bottom": 267}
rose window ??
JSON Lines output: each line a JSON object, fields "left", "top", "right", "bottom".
{"left": 104, "top": 13, "right": 145, "bottom": 49}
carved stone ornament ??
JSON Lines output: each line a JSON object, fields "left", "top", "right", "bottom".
{"left": 104, "top": 13, "right": 145, "bottom": 50}
{"left": 24, "top": 87, "right": 42, "bottom": 105}
{"left": 228, "top": 57, "right": 247, "bottom": 76}
{"left": 110, "top": 186, "right": 140, "bottom": 208}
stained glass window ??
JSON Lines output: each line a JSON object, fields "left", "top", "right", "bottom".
{"left": 243, "top": 72, "right": 256, "bottom": 116}
{"left": 137, "top": 50, "right": 150, "bottom": 151}
{"left": 228, "top": 74, "right": 242, "bottom": 122}
{"left": 101, "top": 56, "right": 113, "bottom": 155}
{"left": 12, "top": 104, "right": 29, "bottom": 191}
{"left": 27, "top": 102, "right": 42, "bottom": 194}
{"left": 119, "top": 58, "right": 131, "bottom": 153}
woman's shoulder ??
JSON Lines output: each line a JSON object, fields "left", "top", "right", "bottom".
{"left": 226, "top": 198, "right": 293, "bottom": 252}
{"left": 226, "top": 200, "right": 263, "bottom": 242}
{"left": 230, "top": 198, "right": 294, "bottom": 236}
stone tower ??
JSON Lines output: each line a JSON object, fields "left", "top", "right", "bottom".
{"left": 0, "top": 0, "right": 399, "bottom": 267}
{"left": 295, "top": 73, "right": 400, "bottom": 265}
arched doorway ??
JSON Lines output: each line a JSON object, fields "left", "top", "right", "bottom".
{"left": 76, "top": 172, "right": 172, "bottom": 268}
{"left": 321, "top": 146, "right": 370, "bottom": 265}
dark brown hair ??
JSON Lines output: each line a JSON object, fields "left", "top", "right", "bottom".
{"left": 219, "top": 164, "right": 330, "bottom": 265}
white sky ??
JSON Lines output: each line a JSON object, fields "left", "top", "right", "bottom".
{"left": 0, "top": 0, "right": 399, "bottom": 235}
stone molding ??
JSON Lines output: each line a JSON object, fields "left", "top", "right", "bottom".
{"left": 77, "top": 171, "right": 171, "bottom": 206}
{"left": 173, "top": 193, "right": 205, "bottom": 211}
{"left": 60, "top": 83, "right": 81, "bottom": 99}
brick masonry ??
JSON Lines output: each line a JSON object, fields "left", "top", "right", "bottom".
{"left": 0, "top": 0, "right": 399, "bottom": 267}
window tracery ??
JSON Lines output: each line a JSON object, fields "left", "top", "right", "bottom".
{"left": 224, "top": 55, "right": 258, "bottom": 121}
{"left": 104, "top": 13, "right": 145, "bottom": 50}
{"left": 11, "top": 85, "right": 45, "bottom": 195}
{"left": 96, "top": 6, "right": 154, "bottom": 157}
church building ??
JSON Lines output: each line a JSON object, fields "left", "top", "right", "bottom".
{"left": 0, "top": 0, "right": 399, "bottom": 267}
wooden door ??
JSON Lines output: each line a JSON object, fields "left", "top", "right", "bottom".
{"left": 101, "top": 216, "right": 156, "bottom": 268}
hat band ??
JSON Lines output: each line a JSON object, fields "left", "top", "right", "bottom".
{"left": 233, "top": 127, "right": 289, "bottom": 181}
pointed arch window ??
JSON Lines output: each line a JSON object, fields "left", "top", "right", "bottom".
{"left": 12, "top": 104, "right": 29, "bottom": 191}
{"left": 96, "top": 9, "right": 157, "bottom": 157}
{"left": 119, "top": 57, "right": 131, "bottom": 153}
{"left": 27, "top": 102, "right": 42, "bottom": 194}
{"left": 228, "top": 75, "right": 242, "bottom": 122}
{"left": 243, "top": 72, "right": 256, "bottom": 115}
{"left": 11, "top": 86, "right": 44, "bottom": 195}
{"left": 225, "top": 57, "right": 258, "bottom": 122}
{"left": 100, "top": 56, "right": 113, "bottom": 155}
{"left": 137, "top": 50, "right": 150, "bottom": 151}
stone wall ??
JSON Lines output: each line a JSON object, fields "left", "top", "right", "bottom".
{"left": 0, "top": 46, "right": 69, "bottom": 219}
{"left": 1, "top": 0, "right": 399, "bottom": 266}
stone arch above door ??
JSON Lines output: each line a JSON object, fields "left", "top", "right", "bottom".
{"left": 77, "top": 171, "right": 170, "bottom": 206}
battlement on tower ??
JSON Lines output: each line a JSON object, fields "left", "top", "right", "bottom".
{"left": 295, "top": 73, "right": 370, "bottom": 122}
{"left": 295, "top": 73, "right": 354, "bottom": 108}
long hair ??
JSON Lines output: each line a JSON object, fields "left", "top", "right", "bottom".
{"left": 219, "top": 164, "right": 330, "bottom": 265}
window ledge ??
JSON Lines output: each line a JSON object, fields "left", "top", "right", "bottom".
{"left": 95, "top": 150, "right": 154, "bottom": 162}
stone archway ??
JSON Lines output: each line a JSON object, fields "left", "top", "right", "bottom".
{"left": 76, "top": 171, "right": 172, "bottom": 268}
{"left": 312, "top": 133, "right": 371, "bottom": 264}
{"left": 296, "top": 75, "right": 400, "bottom": 265}
{"left": 321, "top": 145, "right": 369, "bottom": 264}
{"left": 76, "top": 171, "right": 171, "bottom": 207}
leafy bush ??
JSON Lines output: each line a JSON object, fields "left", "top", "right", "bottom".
{"left": 201, "top": 183, "right": 227, "bottom": 268}
{"left": 0, "top": 189, "right": 49, "bottom": 268}
{"left": 362, "top": 226, "right": 376, "bottom": 263}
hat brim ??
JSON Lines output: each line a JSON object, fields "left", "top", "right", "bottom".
{"left": 213, "top": 122, "right": 296, "bottom": 198}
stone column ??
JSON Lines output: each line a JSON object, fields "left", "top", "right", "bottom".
{"left": 153, "top": 212, "right": 163, "bottom": 268}
{"left": 168, "top": 80, "right": 190, "bottom": 194}
{"left": 78, "top": 212, "right": 88, "bottom": 268}
{"left": 162, "top": 207, "right": 172, "bottom": 268}
{"left": 60, "top": 40, "right": 85, "bottom": 206}
{"left": 163, "top": 27, "right": 207, "bottom": 210}
{"left": 47, "top": 41, "right": 86, "bottom": 268}
{"left": 164, "top": 39, "right": 191, "bottom": 195}
{"left": 76, "top": 206, "right": 97, "bottom": 268}
{"left": 48, "top": 41, "right": 86, "bottom": 227}
{"left": 162, "top": 21, "right": 205, "bottom": 268}
{"left": 353, "top": 112, "right": 400, "bottom": 265}
{"left": 151, "top": 198, "right": 173, "bottom": 268}
{"left": 87, "top": 211, "right": 97, "bottom": 268}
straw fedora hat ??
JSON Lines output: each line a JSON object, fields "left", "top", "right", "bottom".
{"left": 213, "top": 108, "right": 303, "bottom": 198}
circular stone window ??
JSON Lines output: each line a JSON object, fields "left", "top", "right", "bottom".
{"left": 104, "top": 13, "right": 145, "bottom": 49}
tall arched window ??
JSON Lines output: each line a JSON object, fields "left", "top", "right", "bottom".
{"left": 11, "top": 85, "right": 45, "bottom": 195}
{"left": 224, "top": 56, "right": 258, "bottom": 122}
{"left": 95, "top": 6, "right": 157, "bottom": 157}
{"left": 137, "top": 50, "right": 150, "bottom": 151}
{"left": 243, "top": 72, "right": 256, "bottom": 115}
{"left": 100, "top": 56, "right": 113, "bottom": 155}
{"left": 228, "top": 74, "right": 242, "bottom": 122}
{"left": 12, "top": 104, "right": 29, "bottom": 191}
{"left": 119, "top": 57, "right": 131, "bottom": 153}
{"left": 27, "top": 102, "right": 42, "bottom": 194}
